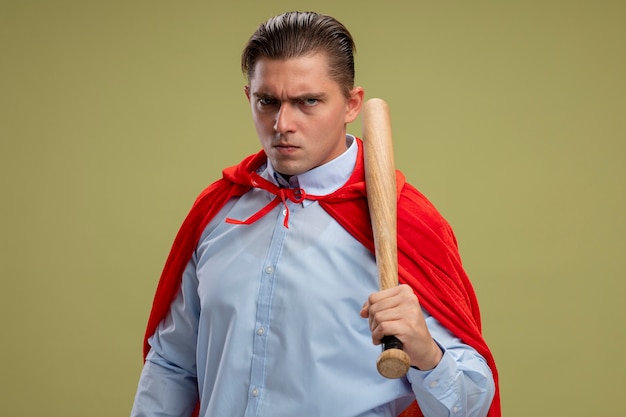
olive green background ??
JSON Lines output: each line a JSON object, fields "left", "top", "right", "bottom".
{"left": 1, "top": 1, "right": 624, "bottom": 416}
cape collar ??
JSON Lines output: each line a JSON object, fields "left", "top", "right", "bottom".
{"left": 222, "top": 135, "right": 375, "bottom": 228}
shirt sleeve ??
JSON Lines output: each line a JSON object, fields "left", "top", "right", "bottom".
{"left": 130, "top": 258, "right": 201, "bottom": 417}
{"left": 406, "top": 310, "right": 495, "bottom": 417}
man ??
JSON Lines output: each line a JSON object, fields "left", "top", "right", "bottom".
{"left": 131, "top": 11, "right": 500, "bottom": 417}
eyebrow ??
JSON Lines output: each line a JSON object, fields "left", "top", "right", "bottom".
{"left": 252, "top": 92, "right": 327, "bottom": 102}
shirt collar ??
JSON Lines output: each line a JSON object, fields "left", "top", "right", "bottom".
{"left": 265, "top": 135, "right": 357, "bottom": 204}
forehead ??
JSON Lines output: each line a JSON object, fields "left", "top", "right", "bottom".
{"left": 248, "top": 52, "right": 338, "bottom": 93}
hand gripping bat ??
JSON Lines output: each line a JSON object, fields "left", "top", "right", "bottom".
{"left": 362, "top": 98, "right": 411, "bottom": 379}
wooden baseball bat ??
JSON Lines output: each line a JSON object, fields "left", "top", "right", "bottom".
{"left": 362, "top": 98, "right": 411, "bottom": 379}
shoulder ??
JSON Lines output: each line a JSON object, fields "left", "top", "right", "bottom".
{"left": 398, "top": 179, "right": 458, "bottom": 248}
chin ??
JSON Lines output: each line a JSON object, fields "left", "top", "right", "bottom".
{"left": 276, "top": 168, "right": 302, "bottom": 176}
{"left": 271, "top": 160, "right": 306, "bottom": 177}
{"left": 277, "top": 166, "right": 309, "bottom": 177}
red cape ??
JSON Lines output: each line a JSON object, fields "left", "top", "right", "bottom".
{"left": 143, "top": 138, "right": 500, "bottom": 417}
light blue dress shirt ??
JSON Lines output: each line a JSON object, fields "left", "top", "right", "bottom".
{"left": 131, "top": 135, "right": 494, "bottom": 417}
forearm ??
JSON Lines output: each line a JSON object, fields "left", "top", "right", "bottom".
{"left": 131, "top": 258, "right": 201, "bottom": 417}
{"left": 130, "top": 351, "right": 198, "bottom": 417}
{"left": 406, "top": 310, "right": 495, "bottom": 417}
{"left": 408, "top": 343, "right": 494, "bottom": 417}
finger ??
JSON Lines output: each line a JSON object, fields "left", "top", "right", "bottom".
{"left": 371, "top": 316, "right": 417, "bottom": 348}
{"left": 366, "top": 285, "right": 401, "bottom": 305}
{"left": 367, "top": 295, "right": 406, "bottom": 323}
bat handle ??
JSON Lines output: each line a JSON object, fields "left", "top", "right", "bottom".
{"left": 377, "top": 335, "right": 411, "bottom": 379}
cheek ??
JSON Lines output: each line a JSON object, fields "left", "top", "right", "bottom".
{"left": 252, "top": 112, "right": 272, "bottom": 131}
{"left": 260, "top": 106, "right": 280, "bottom": 121}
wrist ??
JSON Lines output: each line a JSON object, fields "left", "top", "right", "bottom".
{"left": 411, "top": 339, "right": 443, "bottom": 371}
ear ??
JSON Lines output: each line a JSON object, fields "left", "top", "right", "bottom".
{"left": 244, "top": 85, "right": 251, "bottom": 102}
{"left": 344, "top": 86, "right": 364, "bottom": 123}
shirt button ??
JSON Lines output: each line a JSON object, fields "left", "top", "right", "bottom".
{"left": 282, "top": 209, "right": 287, "bottom": 216}
{"left": 257, "top": 327, "right": 265, "bottom": 336}
{"left": 452, "top": 406, "right": 460, "bottom": 413}
{"left": 251, "top": 388, "right": 259, "bottom": 397}
{"left": 265, "top": 266, "right": 273, "bottom": 274}
{"left": 429, "top": 380, "right": 439, "bottom": 388}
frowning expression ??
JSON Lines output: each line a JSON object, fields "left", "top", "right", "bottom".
{"left": 245, "top": 52, "right": 363, "bottom": 176}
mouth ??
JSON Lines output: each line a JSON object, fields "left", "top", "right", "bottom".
{"left": 274, "top": 143, "right": 300, "bottom": 154}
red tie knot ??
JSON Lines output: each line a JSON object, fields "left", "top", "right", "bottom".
{"left": 283, "top": 187, "right": 306, "bottom": 204}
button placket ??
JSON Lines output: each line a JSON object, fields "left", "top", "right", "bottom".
{"left": 245, "top": 208, "right": 290, "bottom": 415}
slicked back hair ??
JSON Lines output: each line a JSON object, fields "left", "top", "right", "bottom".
{"left": 241, "top": 11, "right": 356, "bottom": 98}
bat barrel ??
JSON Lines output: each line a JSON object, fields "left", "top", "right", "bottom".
{"left": 363, "top": 98, "right": 411, "bottom": 379}
{"left": 363, "top": 99, "right": 398, "bottom": 290}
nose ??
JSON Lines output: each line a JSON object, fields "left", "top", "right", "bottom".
{"left": 274, "top": 103, "right": 295, "bottom": 134}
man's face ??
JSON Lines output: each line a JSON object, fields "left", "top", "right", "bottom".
{"left": 245, "top": 52, "right": 363, "bottom": 176}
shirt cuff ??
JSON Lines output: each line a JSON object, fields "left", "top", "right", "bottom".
{"left": 407, "top": 340, "right": 459, "bottom": 407}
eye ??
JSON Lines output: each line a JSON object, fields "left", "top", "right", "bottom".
{"left": 302, "top": 98, "right": 319, "bottom": 106}
{"left": 258, "top": 97, "right": 277, "bottom": 106}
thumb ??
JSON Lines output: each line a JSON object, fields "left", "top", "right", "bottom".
{"left": 359, "top": 301, "right": 369, "bottom": 318}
